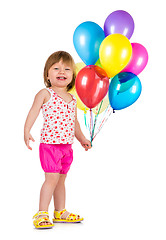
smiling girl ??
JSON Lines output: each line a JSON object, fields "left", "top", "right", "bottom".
{"left": 24, "top": 51, "right": 91, "bottom": 229}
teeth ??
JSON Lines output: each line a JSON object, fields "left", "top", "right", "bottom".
{"left": 58, "top": 77, "right": 66, "bottom": 79}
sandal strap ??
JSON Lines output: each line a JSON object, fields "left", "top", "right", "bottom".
{"left": 54, "top": 209, "right": 67, "bottom": 219}
{"left": 33, "top": 216, "right": 53, "bottom": 227}
{"left": 35, "top": 217, "right": 51, "bottom": 225}
{"left": 33, "top": 211, "right": 49, "bottom": 219}
{"left": 66, "top": 213, "right": 80, "bottom": 221}
{"left": 54, "top": 209, "right": 80, "bottom": 220}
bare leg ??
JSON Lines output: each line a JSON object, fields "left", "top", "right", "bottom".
{"left": 53, "top": 174, "right": 82, "bottom": 221}
{"left": 39, "top": 173, "right": 60, "bottom": 225}
{"left": 53, "top": 174, "right": 67, "bottom": 211}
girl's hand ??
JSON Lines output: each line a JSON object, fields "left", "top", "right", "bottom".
{"left": 81, "top": 139, "right": 92, "bottom": 151}
{"left": 24, "top": 132, "right": 35, "bottom": 150}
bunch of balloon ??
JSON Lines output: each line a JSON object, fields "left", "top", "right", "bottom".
{"left": 73, "top": 10, "right": 148, "bottom": 144}
{"left": 102, "top": 10, "right": 148, "bottom": 110}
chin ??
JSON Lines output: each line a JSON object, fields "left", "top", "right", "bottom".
{"left": 57, "top": 83, "right": 68, "bottom": 88}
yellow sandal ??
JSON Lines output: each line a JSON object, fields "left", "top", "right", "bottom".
{"left": 52, "top": 209, "right": 84, "bottom": 223}
{"left": 33, "top": 211, "right": 54, "bottom": 229}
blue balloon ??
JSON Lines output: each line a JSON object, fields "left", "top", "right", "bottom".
{"left": 108, "top": 72, "right": 142, "bottom": 110}
{"left": 73, "top": 21, "right": 105, "bottom": 65}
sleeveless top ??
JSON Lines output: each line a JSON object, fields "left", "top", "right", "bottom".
{"left": 40, "top": 88, "right": 77, "bottom": 144}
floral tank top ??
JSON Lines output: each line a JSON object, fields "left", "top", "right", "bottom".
{"left": 40, "top": 88, "right": 77, "bottom": 144}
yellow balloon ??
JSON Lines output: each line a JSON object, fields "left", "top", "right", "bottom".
{"left": 70, "top": 87, "right": 87, "bottom": 111}
{"left": 70, "top": 61, "right": 87, "bottom": 111}
{"left": 75, "top": 62, "right": 86, "bottom": 75}
{"left": 92, "top": 94, "right": 109, "bottom": 114}
{"left": 99, "top": 34, "right": 132, "bottom": 78}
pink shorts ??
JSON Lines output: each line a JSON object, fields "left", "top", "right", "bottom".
{"left": 39, "top": 143, "right": 73, "bottom": 174}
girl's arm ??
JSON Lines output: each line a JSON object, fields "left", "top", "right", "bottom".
{"left": 75, "top": 108, "right": 91, "bottom": 151}
{"left": 24, "top": 89, "right": 46, "bottom": 150}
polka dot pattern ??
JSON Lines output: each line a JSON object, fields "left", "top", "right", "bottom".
{"left": 40, "top": 88, "right": 76, "bottom": 144}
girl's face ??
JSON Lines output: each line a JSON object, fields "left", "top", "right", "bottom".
{"left": 48, "top": 60, "right": 73, "bottom": 89}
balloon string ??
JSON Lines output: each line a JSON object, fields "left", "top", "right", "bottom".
{"left": 93, "top": 103, "right": 109, "bottom": 137}
{"left": 92, "top": 106, "right": 113, "bottom": 141}
{"left": 98, "top": 104, "right": 110, "bottom": 127}
{"left": 84, "top": 107, "right": 90, "bottom": 133}
{"left": 90, "top": 109, "right": 93, "bottom": 146}
{"left": 84, "top": 107, "right": 87, "bottom": 128}
{"left": 91, "top": 100, "right": 103, "bottom": 141}
{"left": 95, "top": 105, "right": 99, "bottom": 115}
{"left": 92, "top": 107, "right": 110, "bottom": 141}
{"left": 93, "top": 106, "right": 112, "bottom": 141}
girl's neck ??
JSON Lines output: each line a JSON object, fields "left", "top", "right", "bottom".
{"left": 50, "top": 86, "right": 67, "bottom": 95}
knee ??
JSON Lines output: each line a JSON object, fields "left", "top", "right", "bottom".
{"left": 58, "top": 174, "right": 67, "bottom": 184}
{"left": 45, "top": 173, "right": 60, "bottom": 186}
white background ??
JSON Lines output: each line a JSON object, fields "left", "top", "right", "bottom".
{"left": 0, "top": 0, "right": 166, "bottom": 239}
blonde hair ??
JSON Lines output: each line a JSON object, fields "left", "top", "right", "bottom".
{"left": 43, "top": 51, "right": 76, "bottom": 91}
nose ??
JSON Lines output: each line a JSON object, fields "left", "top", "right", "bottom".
{"left": 59, "top": 68, "right": 65, "bottom": 74}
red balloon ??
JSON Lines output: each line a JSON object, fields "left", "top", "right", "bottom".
{"left": 75, "top": 65, "right": 109, "bottom": 108}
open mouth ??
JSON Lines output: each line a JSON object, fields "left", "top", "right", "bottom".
{"left": 57, "top": 76, "right": 67, "bottom": 80}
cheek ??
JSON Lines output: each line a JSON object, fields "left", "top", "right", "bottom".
{"left": 67, "top": 72, "right": 73, "bottom": 81}
{"left": 47, "top": 71, "right": 53, "bottom": 80}
{"left": 48, "top": 69, "right": 57, "bottom": 79}
{"left": 68, "top": 76, "right": 73, "bottom": 85}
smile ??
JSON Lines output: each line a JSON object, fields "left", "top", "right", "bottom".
{"left": 57, "top": 77, "right": 67, "bottom": 80}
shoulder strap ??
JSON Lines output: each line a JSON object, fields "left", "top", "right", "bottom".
{"left": 46, "top": 87, "right": 53, "bottom": 94}
{"left": 70, "top": 93, "right": 77, "bottom": 102}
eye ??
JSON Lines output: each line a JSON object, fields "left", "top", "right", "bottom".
{"left": 65, "top": 68, "right": 71, "bottom": 71}
{"left": 54, "top": 67, "right": 59, "bottom": 70}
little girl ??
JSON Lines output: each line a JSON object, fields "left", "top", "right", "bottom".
{"left": 24, "top": 51, "right": 91, "bottom": 229}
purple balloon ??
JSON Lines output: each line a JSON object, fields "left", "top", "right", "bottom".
{"left": 104, "top": 10, "right": 135, "bottom": 39}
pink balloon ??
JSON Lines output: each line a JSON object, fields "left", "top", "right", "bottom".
{"left": 122, "top": 43, "right": 148, "bottom": 75}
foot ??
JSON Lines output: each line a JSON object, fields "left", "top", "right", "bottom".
{"left": 56, "top": 210, "right": 81, "bottom": 220}
{"left": 33, "top": 211, "right": 53, "bottom": 227}
{"left": 37, "top": 214, "right": 51, "bottom": 226}
{"left": 53, "top": 209, "right": 83, "bottom": 222}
